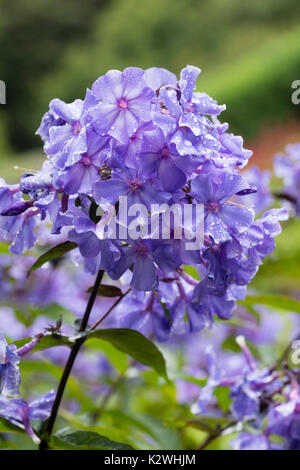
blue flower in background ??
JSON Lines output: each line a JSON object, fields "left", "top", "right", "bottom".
{"left": 0, "top": 331, "right": 21, "bottom": 398}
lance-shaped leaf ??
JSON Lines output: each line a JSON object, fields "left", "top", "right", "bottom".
{"left": 87, "top": 328, "right": 168, "bottom": 380}
{"left": 13, "top": 334, "right": 72, "bottom": 352}
{"left": 51, "top": 431, "right": 134, "bottom": 450}
{"left": 0, "top": 418, "right": 25, "bottom": 434}
{"left": 28, "top": 241, "right": 77, "bottom": 276}
{"left": 13, "top": 328, "right": 168, "bottom": 380}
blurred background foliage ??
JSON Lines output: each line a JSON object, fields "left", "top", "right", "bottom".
{"left": 0, "top": 0, "right": 300, "bottom": 178}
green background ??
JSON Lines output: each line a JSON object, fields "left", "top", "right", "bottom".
{"left": 0, "top": 0, "right": 300, "bottom": 180}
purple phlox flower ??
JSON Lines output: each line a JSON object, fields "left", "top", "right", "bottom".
{"left": 116, "top": 291, "right": 171, "bottom": 342}
{"left": 190, "top": 207, "right": 286, "bottom": 329}
{"left": 230, "top": 381, "right": 260, "bottom": 422}
{"left": 138, "top": 127, "right": 201, "bottom": 192}
{"left": 34, "top": 191, "right": 60, "bottom": 223}
{"left": 19, "top": 161, "right": 60, "bottom": 224}
{"left": 190, "top": 277, "right": 236, "bottom": 332}
{"left": 47, "top": 195, "right": 84, "bottom": 234}
{"left": 179, "top": 65, "right": 225, "bottom": 118}
{"left": 162, "top": 66, "right": 225, "bottom": 132}
{"left": 154, "top": 66, "right": 225, "bottom": 162}
{"left": 200, "top": 245, "right": 230, "bottom": 297}
{"left": 0, "top": 390, "right": 55, "bottom": 444}
{"left": 219, "top": 224, "right": 267, "bottom": 289}
{"left": 217, "top": 132, "right": 252, "bottom": 169}
{"left": 0, "top": 179, "right": 42, "bottom": 254}
{"left": 20, "top": 160, "right": 54, "bottom": 199}
{"left": 273, "top": 143, "right": 300, "bottom": 184}
{"left": 164, "top": 279, "right": 193, "bottom": 336}
{"left": 44, "top": 89, "right": 96, "bottom": 167}
{"left": 229, "top": 336, "right": 282, "bottom": 423}
{"left": 144, "top": 67, "right": 177, "bottom": 91}
{"left": 43, "top": 193, "right": 96, "bottom": 235}
{"left": 235, "top": 335, "right": 256, "bottom": 372}
{"left": 93, "top": 167, "right": 172, "bottom": 209}
{"left": 176, "top": 380, "right": 202, "bottom": 405}
{"left": 1, "top": 199, "right": 35, "bottom": 217}
{"left": 55, "top": 129, "right": 111, "bottom": 195}
{"left": 190, "top": 167, "right": 255, "bottom": 243}
{"left": 123, "top": 240, "right": 159, "bottom": 291}
{"left": 130, "top": 273, "right": 193, "bottom": 337}
{"left": 0, "top": 180, "right": 20, "bottom": 214}
{"left": 90, "top": 67, "right": 154, "bottom": 145}
{"left": 0, "top": 332, "right": 21, "bottom": 397}
{"left": 266, "top": 397, "right": 300, "bottom": 450}
{"left": 122, "top": 238, "right": 182, "bottom": 291}
{"left": 153, "top": 86, "right": 217, "bottom": 167}
{"left": 273, "top": 143, "right": 300, "bottom": 215}
{"left": 192, "top": 346, "right": 223, "bottom": 415}
{"left": 231, "top": 432, "right": 270, "bottom": 450}
{"left": 253, "top": 207, "right": 289, "bottom": 257}
{"left": 122, "top": 121, "right": 155, "bottom": 169}
{"left": 189, "top": 242, "right": 251, "bottom": 332}
{"left": 68, "top": 207, "right": 126, "bottom": 280}
{"left": 0, "top": 207, "right": 38, "bottom": 255}
{"left": 36, "top": 109, "right": 66, "bottom": 143}
{"left": 169, "top": 123, "right": 209, "bottom": 160}
{"left": 241, "top": 166, "right": 273, "bottom": 213}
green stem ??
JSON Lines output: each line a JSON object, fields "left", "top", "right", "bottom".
{"left": 39, "top": 269, "right": 105, "bottom": 450}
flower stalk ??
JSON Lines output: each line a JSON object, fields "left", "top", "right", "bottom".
{"left": 39, "top": 269, "right": 104, "bottom": 450}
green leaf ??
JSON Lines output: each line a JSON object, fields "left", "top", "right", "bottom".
{"left": 243, "top": 294, "right": 300, "bottom": 314}
{"left": 14, "top": 303, "right": 74, "bottom": 327}
{"left": 193, "top": 416, "right": 231, "bottom": 429}
{"left": 103, "top": 410, "right": 158, "bottom": 441}
{"left": 13, "top": 328, "right": 168, "bottom": 379}
{"left": 214, "top": 386, "right": 231, "bottom": 412}
{"left": 86, "top": 284, "right": 122, "bottom": 297}
{"left": 52, "top": 431, "right": 134, "bottom": 450}
{"left": 28, "top": 241, "right": 77, "bottom": 276}
{"left": 0, "top": 242, "right": 10, "bottom": 255}
{"left": 222, "top": 336, "right": 241, "bottom": 352}
{"left": 183, "top": 420, "right": 216, "bottom": 433}
{"left": 183, "top": 265, "right": 200, "bottom": 280}
{"left": 13, "top": 334, "right": 72, "bottom": 352}
{"left": 20, "top": 360, "right": 95, "bottom": 411}
{"left": 0, "top": 418, "right": 24, "bottom": 434}
{"left": 85, "top": 338, "right": 128, "bottom": 373}
{"left": 87, "top": 328, "right": 168, "bottom": 380}
{"left": 173, "top": 374, "right": 206, "bottom": 387}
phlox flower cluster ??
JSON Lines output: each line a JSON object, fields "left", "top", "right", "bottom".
{"left": 0, "top": 66, "right": 288, "bottom": 340}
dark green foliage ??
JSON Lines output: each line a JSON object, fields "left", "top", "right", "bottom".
{"left": 0, "top": 0, "right": 300, "bottom": 152}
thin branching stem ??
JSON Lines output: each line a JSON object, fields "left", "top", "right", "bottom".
{"left": 90, "top": 288, "right": 131, "bottom": 330}
{"left": 39, "top": 269, "right": 105, "bottom": 450}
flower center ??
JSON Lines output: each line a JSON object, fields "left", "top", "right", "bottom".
{"left": 128, "top": 179, "right": 141, "bottom": 192}
{"left": 117, "top": 97, "right": 128, "bottom": 110}
{"left": 81, "top": 154, "right": 91, "bottom": 166}
{"left": 72, "top": 121, "right": 82, "bottom": 135}
{"left": 185, "top": 102, "right": 195, "bottom": 113}
{"left": 161, "top": 147, "right": 169, "bottom": 159}
{"left": 135, "top": 242, "right": 148, "bottom": 256}
{"left": 206, "top": 201, "right": 219, "bottom": 213}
